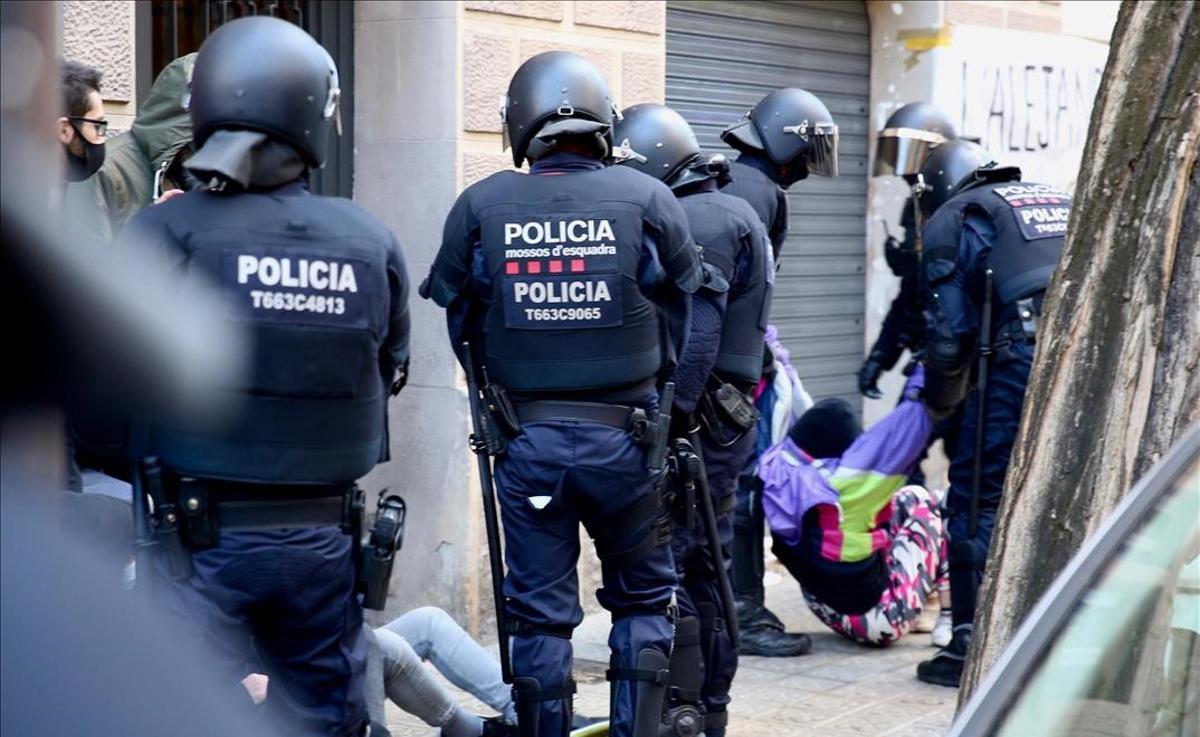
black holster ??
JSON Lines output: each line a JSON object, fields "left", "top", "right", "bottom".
{"left": 359, "top": 493, "right": 407, "bottom": 610}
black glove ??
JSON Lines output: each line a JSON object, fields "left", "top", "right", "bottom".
{"left": 857, "top": 358, "right": 884, "bottom": 400}
{"left": 884, "top": 236, "right": 918, "bottom": 279}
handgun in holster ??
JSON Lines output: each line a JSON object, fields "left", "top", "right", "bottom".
{"left": 359, "top": 491, "right": 407, "bottom": 611}
{"left": 139, "top": 457, "right": 194, "bottom": 581}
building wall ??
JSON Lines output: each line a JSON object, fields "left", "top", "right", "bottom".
{"left": 459, "top": 0, "right": 667, "bottom": 187}
{"left": 58, "top": 0, "right": 137, "bottom": 132}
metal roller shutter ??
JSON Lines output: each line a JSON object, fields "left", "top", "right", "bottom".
{"left": 666, "top": 0, "right": 869, "bottom": 411}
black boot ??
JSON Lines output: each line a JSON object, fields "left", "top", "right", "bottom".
{"left": 916, "top": 624, "right": 971, "bottom": 687}
{"left": 735, "top": 597, "right": 786, "bottom": 632}
{"left": 737, "top": 623, "right": 812, "bottom": 657}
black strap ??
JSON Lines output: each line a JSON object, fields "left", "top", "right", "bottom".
{"left": 513, "top": 679, "right": 577, "bottom": 703}
{"left": 605, "top": 667, "right": 669, "bottom": 685}
{"left": 515, "top": 400, "right": 635, "bottom": 430}
{"left": 505, "top": 619, "right": 574, "bottom": 640}
{"left": 669, "top": 686, "right": 702, "bottom": 704}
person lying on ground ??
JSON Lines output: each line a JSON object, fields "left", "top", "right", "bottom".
{"left": 364, "top": 606, "right": 517, "bottom": 737}
{"left": 758, "top": 367, "right": 949, "bottom": 647}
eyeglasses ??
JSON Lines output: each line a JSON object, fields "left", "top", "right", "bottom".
{"left": 69, "top": 116, "right": 109, "bottom": 139}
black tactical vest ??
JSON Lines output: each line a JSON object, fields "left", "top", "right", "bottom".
{"left": 723, "top": 158, "right": 787, "bottom": 258}
{"left": 143, "top": 188, "right": 400, "bottom": 485}
{"left": 924, "top": 180, "right": 1070, "bottom": 305}
{"left": 679, "top": 189, "right": 772, "bottom": 384}
{"left": 463, "top": 166, "right": 695, "bottom": 392}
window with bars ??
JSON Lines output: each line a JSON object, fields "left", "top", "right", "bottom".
{"left": 138, "top": 0, "right": 354, "bottom": 198}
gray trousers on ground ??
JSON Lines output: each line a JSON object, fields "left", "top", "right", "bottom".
{"left": 365, "top": 607, "right": 516, "bottom": 736}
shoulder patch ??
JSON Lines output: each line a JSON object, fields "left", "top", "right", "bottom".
{"left": 991, "top": 184, "right": 1073, "bottom": 241}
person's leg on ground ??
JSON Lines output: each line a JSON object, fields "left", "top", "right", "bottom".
{"left": 362, "top": 627, "right": 393, "bottom": 736}
{"left": 385, "top": 607, "right": 516, "bottom": 724}
{"left": 373, "top": 626, "right": 485, "bottom": 737}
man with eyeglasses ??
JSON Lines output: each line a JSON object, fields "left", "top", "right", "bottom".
{"left": 58, "top": 59, "right": 107, "bottom": 185}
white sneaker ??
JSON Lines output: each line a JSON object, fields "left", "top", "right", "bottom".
{"left": 931, "top": 610, "right": 953, "bottom": 648}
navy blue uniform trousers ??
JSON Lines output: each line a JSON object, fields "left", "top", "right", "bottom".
{"left": 946, "top": 340, "right": 1034, "bottom": 628}
{"left": 152, "top": 528, "right": 367, "bottom": 737}
{"left": 494, "top": 418, "right": 676, "bottom": 737}
{"left": 670, "top": 426, "right": 754, "bottom": 733}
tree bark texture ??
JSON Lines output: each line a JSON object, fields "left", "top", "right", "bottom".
{"left": 960, "top": 0, "right": 1200, "bottom": 704}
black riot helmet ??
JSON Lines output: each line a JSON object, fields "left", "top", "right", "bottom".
{"left": 915, "top": 140, "right": 999, "bottom": 219}
{"left": 502, "top": 51, "right": 619, "bottom": 167}
{"left": 873, "top": 102, "right": 957, "bottom": 180}
{"left": 720, "top": 87, "right": 839, "bottom": 181}
{"left": 187, "top": 17, "right": 341, "bottom": 168}
{"left": 611, "top": 103, "right": 726, "bottom": 191}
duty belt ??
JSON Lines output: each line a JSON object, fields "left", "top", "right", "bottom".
{"left": 173, "top": 478, "right": 361, "bottom": 549}
{"left": 514, "top": 400, "right": 655, "bottom": 443}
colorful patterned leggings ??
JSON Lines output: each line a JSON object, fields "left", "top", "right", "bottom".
{"left": 803, "top": 485, "right": 948, "bottom": 647}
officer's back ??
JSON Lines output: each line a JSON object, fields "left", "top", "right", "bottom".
{"left": 133, "top": 185, "right": 407, "bottom": 482}
{"left": 437, "top": 159, "right": 694, "bottom": 394}
{"left": 122, "top": 18, "right": 407, "bottom": 737}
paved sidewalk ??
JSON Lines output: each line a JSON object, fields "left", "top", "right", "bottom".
{"left": 385, "top": 567, "right": 957, "bottom": 736}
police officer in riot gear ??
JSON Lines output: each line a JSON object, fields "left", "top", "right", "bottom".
{"left": 912, "top": 141, "right": 1070, "bottom": 687}
{"left": 859, "top": 102, "right": 957, "bottom": 400}
{"left": 719, "top": 87, "right": 838, "bottom": 657}
{"left": 721, "top": 87, "right": 839, "bottom": 261}
{"left": 124, "top": 17, "right": 410, "bottom": 736}
{"left": 422, "top": 52, "right": 702, "bottom": 737}
{"left": 613, "top": 103, "right": 773, "bottom": 737}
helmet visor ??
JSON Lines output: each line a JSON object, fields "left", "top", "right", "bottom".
{"left": 873, "top": 127, "right": 947, "bottom": 177}
{"left": 806, "top": 123, "right": 839, "bottom": 178}
{"left": 500, "top": 94, "right": 512, "bottom": 153}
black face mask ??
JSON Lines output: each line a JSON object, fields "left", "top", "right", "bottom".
{"left": 776, "top": 157, "right": 809, "bottom": 189}
{"left": 63, "top": 123, "right": 106, "bottom": 182}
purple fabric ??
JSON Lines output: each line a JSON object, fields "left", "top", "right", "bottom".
{"left": 759, "top": 438, "right": 838, "bottom": 546}
{"left": 760, "top": 368, "right": 934, "bottom": 547}
{"left": 837, "top": 370, "right": 932, "bottom": 478}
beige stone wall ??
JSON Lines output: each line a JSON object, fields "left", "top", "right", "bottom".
{"left": 460, "top": 0, "right": 667, "bottom": 187}
{"left": 944, "top": 0, "right": 1063, "bottom": 33}
{"left": 59, "top": 0, "right": 137, "bottom": 132}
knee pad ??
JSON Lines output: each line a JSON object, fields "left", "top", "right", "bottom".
{"left": 664, "top": 617, "right": 704, "bottom": 737}
{"left": 607, "top": 648, "right": 670, "bottom": 737}
{"left": 668, "top": 616, "right": 703, "bottom": 703}
{"left": 512, "top": 675, "right": 575, "bottom": 737}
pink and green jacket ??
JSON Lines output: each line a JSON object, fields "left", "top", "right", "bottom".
{"left": 759, "top": 369, "right": 934, "bottom": 564}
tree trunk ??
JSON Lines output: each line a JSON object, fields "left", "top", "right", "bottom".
{"left": 959, "top": 0, "right": 1200, "bottom": 704}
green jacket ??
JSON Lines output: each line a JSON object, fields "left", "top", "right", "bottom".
{"left": 65, "top": 54, "right": 196, "bottom": 241}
